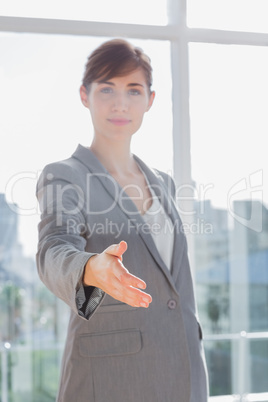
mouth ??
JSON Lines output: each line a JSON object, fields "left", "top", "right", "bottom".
{"left": 107, "top": 118, "right": 131, "bottom": 126}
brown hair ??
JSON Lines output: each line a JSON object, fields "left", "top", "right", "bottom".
{"left": 82, "top": 39, "right": 153, "bottom": 93}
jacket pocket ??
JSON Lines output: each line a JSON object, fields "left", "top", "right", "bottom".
{"left": 79, "top": 329, "right": 142, "bottom": 357}
{"left": 96, "top": 302, "right": 138, "bottom": 313}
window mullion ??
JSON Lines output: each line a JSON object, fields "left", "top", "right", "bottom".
{"left": 188, "top": 26, "right": 268, "bottom": 47}
{"left": 168, "top": 0, "right": 196, "bottom": 273}
{"left": 0, "top": 15, "right": 176, "bottom": 40}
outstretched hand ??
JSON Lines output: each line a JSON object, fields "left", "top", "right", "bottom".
{"left": 83, "top": 241, "right": 152, "bottom": 308}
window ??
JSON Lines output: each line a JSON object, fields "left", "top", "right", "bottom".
{"left": 1, "top": 1, "right": 268, "bottom": 400}
{"left": 189, "top": 42, "right": 268, "bottom": 395}
{"left": 0, "top": 0, "right": 168, "bottom": 25}
{"left": 187, "top": 0, "right": 268, "bottom": 33}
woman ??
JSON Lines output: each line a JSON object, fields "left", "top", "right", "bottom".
{"left": 36, "top": 39, "right": 208, "bottom": 402}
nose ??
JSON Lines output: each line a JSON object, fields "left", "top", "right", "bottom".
{"left": 111, "top": 92, "right": 129, "bottom": 112}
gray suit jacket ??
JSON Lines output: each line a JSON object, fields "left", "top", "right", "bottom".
{"left": 36, "top": 144, "right": 208, "bottom": 402}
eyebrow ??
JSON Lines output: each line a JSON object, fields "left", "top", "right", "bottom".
{"left": 98, "top": 81, "right": 144, "bottom": 88}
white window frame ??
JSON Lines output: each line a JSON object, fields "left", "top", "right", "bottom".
{"left": 1, "top": 1, "right": 268, "bottom": 400}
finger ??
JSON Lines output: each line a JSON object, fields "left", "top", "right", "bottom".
{"left": 116, "top": 268, "right": 147, "bottom": 290}
{"left": 111, "top": 260, "right": 146, "bottom": 289}
{"left": 127, "top": 288, "right": 152, "bottom": 306}
{"left": 104, "top": 240, "right": 128, "bottom": 260}
{"left": 111, "top": 278, "right": 152, "bottom": 307}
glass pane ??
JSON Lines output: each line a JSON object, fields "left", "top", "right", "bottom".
{"left": 189, "top": 43, "right": 268, "bottom": 396}
{"left": 204, "top": 336, "right": 268, "bottom": 396}
{"left": 187, "top": 0, "right": 268, "bottom": 33}
{"left": 0, "top": 0, "right": 168, "bottom": 25}
{"left": 0, "top": 32, "right": 172, "bottom": 400}
{"left": 204, "top": 338, "right": 232, "bottom": 396}
{"left": 250, "top": 338, "right": 268, "bottom": 393}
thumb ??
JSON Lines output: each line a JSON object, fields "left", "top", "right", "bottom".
{"left": 104, "top": 240, "right": 128, "bottom": 260}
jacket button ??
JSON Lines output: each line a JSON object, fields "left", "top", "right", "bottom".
{"left": 167, "top": 299, "right": 177, "bottom": 309}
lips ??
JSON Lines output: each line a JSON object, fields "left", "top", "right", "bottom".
{"left": 107, "top": 118, "right": 131, "bottom": 126}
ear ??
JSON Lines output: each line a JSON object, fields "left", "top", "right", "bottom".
{"left": 146, "top": 91, "right": 155, "bottom": 112}
{"left": 80, "top": 85, "right": 90, "bottom": 108}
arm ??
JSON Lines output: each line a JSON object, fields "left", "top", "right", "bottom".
{"left": 36, "top": 163, "right": 152, "bottom": 320}
{"left": 36, "top": 162, "right": 97, "bottom": 317}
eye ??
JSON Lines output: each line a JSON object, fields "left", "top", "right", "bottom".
{"left": 100, "top": 87, "right": 113, "bottom": 94}
{"left": 128, "top": 88, "right": 141, "bottom": 96}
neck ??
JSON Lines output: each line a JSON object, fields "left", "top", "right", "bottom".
{"left": 89, "top": 136, "right": 137, "bottom": 175}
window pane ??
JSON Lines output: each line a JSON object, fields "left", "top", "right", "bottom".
{"left": 204, "top": 336, "right": 268, "bottom": 396}
{"left": 0, "top": 0, "right": 168, "bottom": 25}
{"left": 0, "top": 32, "right": 172, "bottom": 400}
{"left": 187, "top": 0, "right": 268, "bottom": 33}
{"left": 189, "top": 43, "right": 268, "bottom": 396}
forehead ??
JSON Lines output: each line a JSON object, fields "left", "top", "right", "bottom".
{"left": 97, "top": 69, "right": 147, "bottom": 86}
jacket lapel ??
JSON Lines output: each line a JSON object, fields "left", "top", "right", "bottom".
{"left": 72, "top": 145, "right": 184, "bottom": 292}
{"left": 134, "top": 155, "right": 187, "bottom": 285}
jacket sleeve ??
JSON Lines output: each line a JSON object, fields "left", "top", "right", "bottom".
{"left": 36, "top": 161, "right": 104, "bottom": 320}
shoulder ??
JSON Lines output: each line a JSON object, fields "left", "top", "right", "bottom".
{"left": 42, "top": 156, "right": 83, "bottom": 176}
{"left": 37, "top": 154, "right": 87, "bottom": 192}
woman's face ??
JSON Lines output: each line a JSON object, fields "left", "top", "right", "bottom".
{"left": 80, "top": 69, "right": 155, "bottom": 141}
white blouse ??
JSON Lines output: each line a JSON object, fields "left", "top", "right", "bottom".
{"left": 142, "top": 187, "right": 174, "bottom": 271}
